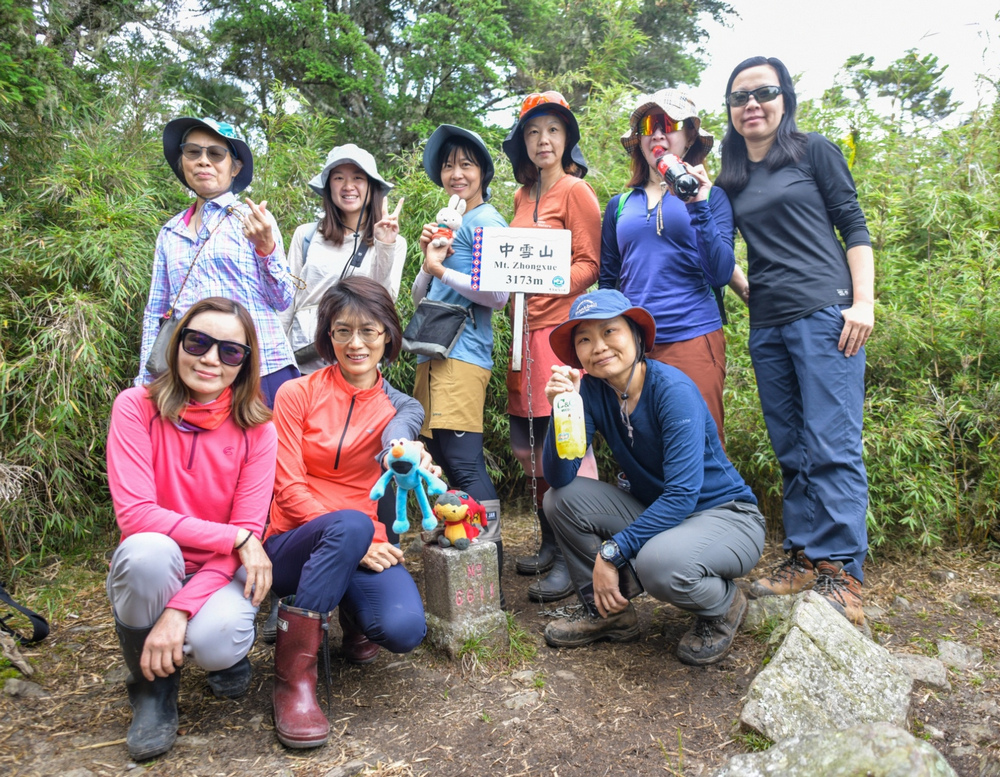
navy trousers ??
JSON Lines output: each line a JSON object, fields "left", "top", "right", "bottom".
{"left": 264, "top": 510, "right": 426, "bottom": 653}
{"left": 749, "top": 305, "right": 869, "bottom": 581}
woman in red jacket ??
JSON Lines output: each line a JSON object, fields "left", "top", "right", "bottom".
{"left": 106, "top": 297, "right": 276, "bottom": 762}
{"left": 265, "top": 275, "right": 435, "bottom": 749}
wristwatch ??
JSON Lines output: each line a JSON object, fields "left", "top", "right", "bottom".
{"left": 599, "top": 540, "right": 627, "bottom": 569}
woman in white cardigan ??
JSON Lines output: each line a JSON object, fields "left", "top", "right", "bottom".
{"left": 281, "top": 144, "right": 407, "bottom": 374}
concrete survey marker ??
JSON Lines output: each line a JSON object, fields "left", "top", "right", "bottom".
{"left": 422, "top": 541, "right": 508, "bottom": 659}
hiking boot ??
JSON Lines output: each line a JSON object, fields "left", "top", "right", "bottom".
{"left": 748, "top": 550, "right": 816, "bottom": 598}
{"left": 812, "top": 560, "right": 865, "bottom": 626}
{"left": 338, "top": 608, "right": 380, "bottom": 665}
{"left": 676, "top": 588, "right": 747, "bottom": 666}
{"left": 544, "top": 604, "right": 640, "bottom": 648}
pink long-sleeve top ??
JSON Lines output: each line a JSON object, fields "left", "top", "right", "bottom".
{"left": 106, "top": 387, "right": 277, "bottom": 617}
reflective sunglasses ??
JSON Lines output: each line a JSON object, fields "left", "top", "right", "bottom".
{"left": 636, "top": 113, "right": 687, "bottom": 136}
{"left": 330, "top": 326, "right": 386, "bottom": 345}
{"left": 180, "top": 328, "right": 251, "bottom": 367}
{"left": 726, "top": 85, "right": 782, "bottom": 108}
{"left": 180, "top": 143, "right": 234, "bottom": 163}
{"left": 519, "top": 90, "right": 570, "bottom": 118}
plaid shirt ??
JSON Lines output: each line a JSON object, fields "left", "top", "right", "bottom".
{"left": 136, "top": 191, "right": 296, "bottom": 384}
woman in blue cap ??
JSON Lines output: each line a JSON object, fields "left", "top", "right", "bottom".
{"left": 410, "top": 125, "right": 508, "bottom": 582}
{"left": 281, "top": 144, "right": 407, "bottom": 375}
{"left": 540, "top": 289, "right": 764, "bottom": 666}
{"left": 138, "top": 117, "right": 298, "bottom": 406}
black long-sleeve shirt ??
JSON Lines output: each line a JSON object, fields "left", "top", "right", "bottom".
{"left": 727, "top": 133, "right": 871, "bottom": 329}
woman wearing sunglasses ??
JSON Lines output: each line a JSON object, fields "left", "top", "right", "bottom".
{"left": 106, "top": 297, "right": 276, "bottom": 761}
{"left": 281, "top": 144, "right": 406, "bottom": 375}
{"left": 137, "top": 117, "right": 298, "bottom": 407}
{"left": 501, "top": 91, "right": 602, "bottom": 604}
{"left": 716, "top": 57, "right": 875, "bottom": 627}
{"left": 601, "top": 89, "right": 748, "bottom": 447}
{"left": 264, "top": 276, "right": 434, "bottom": 749}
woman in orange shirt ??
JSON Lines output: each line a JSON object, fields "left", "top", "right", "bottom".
{"left": 264, "top": 276, "right": 438, "bottom": 749}
{"left": 501, "top": 91, "right": 601, "bottom": 602}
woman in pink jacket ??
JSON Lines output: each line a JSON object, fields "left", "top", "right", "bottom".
{"left": 106, "top": 297, "right": 276, "bottom": 762}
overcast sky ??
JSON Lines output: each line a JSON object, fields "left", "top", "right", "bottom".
{"left": 685, "top": 1, "right": 998, "bottom": 119}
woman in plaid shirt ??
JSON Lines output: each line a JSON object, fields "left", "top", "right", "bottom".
{"left": 137, "top": 117, "right": 298, "bottom": 406}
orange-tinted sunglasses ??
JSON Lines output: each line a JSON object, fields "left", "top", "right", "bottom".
{"left": 519, "top": 91, "right": 571, "bottom": 118}
{"left": 636, "top": 114, "right": 686, "bottom": 136}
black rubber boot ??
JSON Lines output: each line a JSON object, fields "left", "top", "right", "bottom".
{"left": 261, "top": 591, "right": 280, "bottom": 645}
{"left": 495, "top": 539, "right": 507, "bottom": 610}
{"left": 527, "top": 545, "right": 573, "bottom": 603}
{"left": 515, "top": 509, "right": 557, "bottom": 576}
{"left": 207, "top": 655, "right": 252, "bottom": 699}
{"left": 115, "top": 620, "right": 179, "bottom": 761}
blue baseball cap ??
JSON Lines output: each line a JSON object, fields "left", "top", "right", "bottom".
{"left": 548, "top": 289, "right": 656, "bottom": 369}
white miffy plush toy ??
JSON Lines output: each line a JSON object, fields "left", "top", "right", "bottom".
{"left": 429, "top": 194, "right": 467, "bottom": 248}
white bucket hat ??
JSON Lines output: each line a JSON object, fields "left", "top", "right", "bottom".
{"left": 619, "top": 89, "right": 714, "bottom": 162}
{"left": 308, "top": 144, "right": 393, "bottom": 197}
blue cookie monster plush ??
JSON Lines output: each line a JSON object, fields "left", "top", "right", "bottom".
{"left": 370, "top": 439, "right": 447, "bottom": 535}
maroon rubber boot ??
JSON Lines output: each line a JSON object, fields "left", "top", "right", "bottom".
{"left": 338, "top": 607, "right": 380, "bottom": 665}
{"left": 273, "top": 598, "right": 330, "bottom": 749}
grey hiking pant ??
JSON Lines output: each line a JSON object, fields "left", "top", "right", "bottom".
{"left": 107, "top": 533, "right": 258, "bottom": 671}
{"left": 543, "top": 478, "right": 765, "bottom": 618}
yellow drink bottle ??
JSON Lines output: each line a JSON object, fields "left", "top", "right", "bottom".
{"left": 553, "top": 390, "right": 586, "bottom": 459}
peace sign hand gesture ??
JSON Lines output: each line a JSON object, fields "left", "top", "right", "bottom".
{"left": 374, "top": 195, "right": 405, "bottom": 244}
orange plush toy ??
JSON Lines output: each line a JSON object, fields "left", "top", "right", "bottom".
{"left": 432, "top": 490, "right": 486, "bottom": 550}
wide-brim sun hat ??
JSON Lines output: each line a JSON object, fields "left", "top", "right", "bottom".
{"left": 619, "top": 89, "right": 714, "bottom": 163}
{"left": 502, "top": 91, "right": 589, "bottom": 184}
{"left": 309, "top": 144, "right": 393, "bottom": 198}
{"left": 422, "top": 125, "right": 496, "bottom": 201}
{"left": 549, "top": 289, "right": 656, "bottom": 370}
{"left": 163, "top": 117, "right": 254, "bottom": 194}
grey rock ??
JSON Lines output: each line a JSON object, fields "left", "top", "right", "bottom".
{"left": 4, "top": 678, "right": 47, "bottom": 698}
{"left": 510, "top": 670, "right": 536, "bottom": 685}
{"left": 744, "top": 595, "right": 797, "bottom": 635}
{"left": 961, "top": 723, "right": 995, "bottom": 744}
{"left": 174, "top": 735, "right": 210, "bottom": 747}
{"left": 930, "top": 569, "right": 957, "bottom": 583}
{"left": 936, "top": 640, "right": 982, "bottom": 670}
{"left": 974, "top": 699, "right": 1000, "bottom": 716}
{"left": 711, "top": 722, "right": 956, "bottom": 777}
{"left": 555, "top": 670, "right": 578, "bottom": 681}
{"left": 104, "top": 666, "right": 129, "bottom": 685}
{"left": 893, "top": 653, "right": 951, "bottom": 692}
{"left": 864, "top": 604, "right": 887, "bottom": 619}
{"left": 741, "top": 592, "right": 912, "bottom": 742}
{"left": 249, "top": 714, "right": 264, "bottom": 731}
{"left": 892, "top": 595, "right": 912, "bottom": 610}
{"left": 323, "top": 761, "right": 367, "bottom": 777}
{"left": 924, "top": 724, "right": 945, "bottom": 740}
{"left": 951, "top": 746, "right": 977, "bottom": 758}
{"left": 950, "top": 592, "right": 971, "bottom": 608}
{"left": 503, "top": 691, "right": 540, "bottom": 710}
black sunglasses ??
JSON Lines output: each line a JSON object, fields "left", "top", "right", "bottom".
{"left": 726, "top": 85, "right": 782, "bottom": 108}
{"left": 180, "top": 143, "right": 234, "bottom": 163}
{"left": 180, "top": 328, "right": 251, "bottom": 367}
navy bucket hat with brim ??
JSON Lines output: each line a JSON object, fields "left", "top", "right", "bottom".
{"left": 309, "top": 144, "right": 393, "bottom": 198}
{"left": 163, "top": 117, "right": 254, "bottom": 194}
{"left": 502, "top": 91, "right": 589, "bottom": 184}
{"left": 549, "top": 289, "right": 656, "bottom": 370}
{"left": 422, "top": 124, "right": 496, "bottom": 201}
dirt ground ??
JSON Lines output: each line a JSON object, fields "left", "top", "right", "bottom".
{"left": 2, "top": 511, "right": 999, "bottom": 777}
